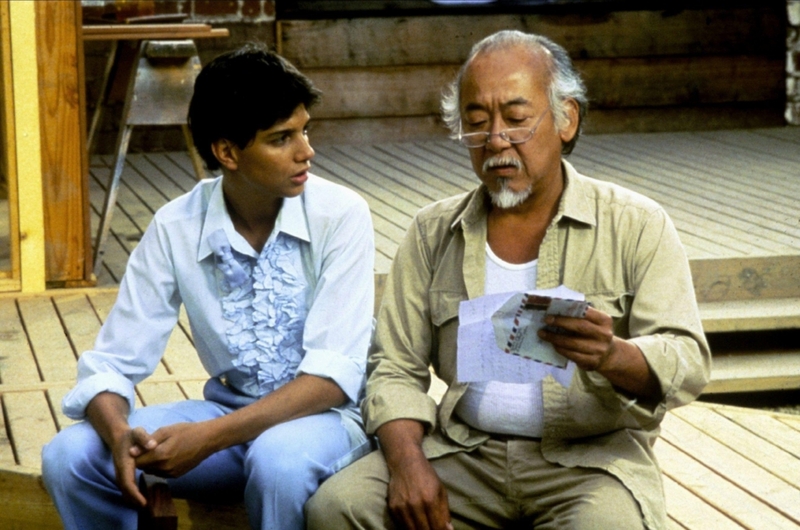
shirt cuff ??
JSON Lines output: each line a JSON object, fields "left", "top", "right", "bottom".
{"left": 363, "top": 383, "right": 439, "bottom": 435}
{"left": 297, "top": 348, "right": 365, "bottom": 404}
{"left": 61, "top": 372, "right": 136, "bottom": 420}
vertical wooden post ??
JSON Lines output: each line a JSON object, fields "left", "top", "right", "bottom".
{"left": 0, "top": 0, "right": 21, "bottom": 291}
{"left": 34, "top": 0, "right": 92, "bottom": 286}
{"left": 8, "top": 0, "right": 45, "bottom": 293}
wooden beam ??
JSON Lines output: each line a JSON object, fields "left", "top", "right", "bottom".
{"left": 35, "top": 0, "right": 93, "bottom": 286}
{"left": 706, "top": 351, "right": 800, "bottom": 393}
{"left": 582, "top": 103, "right": 785, "bottom": 134}
{"left": 8, "top": 0, "right": 45, "bottom": 293}
{"left": 0, "top": 1, "right": 20, "bottom": 292}
{"left": 304, "top": 55, "right": 783, "bottom": 119}
{"left": 699, "top": 298, "right": 800, "bottom": 333}
{"left": 690, "top": 255, "right": 800, "bottom": 303}
{"left": 82, "top": 25, "right": 229, "bottom": 41}
{"left": 279, "top": 9, "right": 784, "bottom": 68}
{"left": 0, "top": 468, "right": 63, "bottom": 530}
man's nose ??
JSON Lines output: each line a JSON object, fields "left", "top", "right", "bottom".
{"left": 485, "top": 126, "right": 511, "bottom": 152}
{"left": 298, "top": 135, "right": 315, "bottom": 161}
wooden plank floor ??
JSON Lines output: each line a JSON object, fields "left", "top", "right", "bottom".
{"left": 2, "top": 287, "right": 800, "bottom": 528}
{"left": 88, "top": 126, "right": 800, "bottom": 285}
{"left": 2, "top": 127, "right": 799, "bottom": 527}
{"left": 81, "top": 127, "right": 800, "bottom": 395}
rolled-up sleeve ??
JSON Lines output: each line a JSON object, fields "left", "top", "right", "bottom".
{"left": 362, "top": 216, "right": 439, "bottom": 434}
{"left": 62, "top": 221, "right": 180, "bottom": 419}
{"left": 624, "top": 207, "right": 711, "bottom": 423}
{"left": 297, "top": 195, "right": 375, "bottom": 404}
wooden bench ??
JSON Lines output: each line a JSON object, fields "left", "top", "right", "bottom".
{"left": 3, "top": 274, "right": 800, "bottom": 529}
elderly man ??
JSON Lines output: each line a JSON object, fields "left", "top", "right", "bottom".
{"left": 307, "top": 30, "right": 710, "bottom": 530}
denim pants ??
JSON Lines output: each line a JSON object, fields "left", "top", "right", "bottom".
{"left": 42, "top": 381, "right": 371, "bottom": 530}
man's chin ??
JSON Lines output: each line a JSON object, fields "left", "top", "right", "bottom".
{"left": 488, "top": 186, "right": 532, "bottom": 209}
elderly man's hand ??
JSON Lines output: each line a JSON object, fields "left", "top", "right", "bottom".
{"left": 378, "top": 419, "right": 454, "bottom": 530}
{"left": 538, "top": 307, "right": 660, "bottom": 399}
{"left": 387, "top": 449, "right": 453, "bottom": 530}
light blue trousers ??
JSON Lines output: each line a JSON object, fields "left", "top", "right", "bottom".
{"left": 42, "top": 393, "right": 370, "bottom": 530}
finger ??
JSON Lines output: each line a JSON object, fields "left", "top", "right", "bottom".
{"left": 118, "top": 466, "right": 146, "bottom": 508}
{"left": 391, "top": 506, "right": 425, "bottom": 530}
{"left": 388, "top": 492, "right": 431, "bottom": 530}
{"left": 129, "top": 426, "right": 157, "bottom": 457}
{"left": 425, "top": 493, "right": 452, "bottom": 530}
{"left": 584, "top": 306, "right": 612, "bottom": 326}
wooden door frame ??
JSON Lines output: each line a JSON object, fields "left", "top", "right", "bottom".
{"left": 0, "top": 0, "right": 44, "bottom": 293}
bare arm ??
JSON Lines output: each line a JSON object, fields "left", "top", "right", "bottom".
{"left": 133, "top": 374, "right": 346, "bottom": 477}
{"left": 539, "top": 307, "right": 661, "bottom": 400}
{"left": 376, "top": 419, "right": 453, "bottom": 530}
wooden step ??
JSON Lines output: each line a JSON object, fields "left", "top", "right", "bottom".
{"left": 707, "top": 351, "right": 800, "bottom": 394}
{"left": 699, "top": 298, "right": 800, "bottom": 333}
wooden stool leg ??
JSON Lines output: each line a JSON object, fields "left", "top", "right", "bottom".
{"left": 87, "top": 41, "right": 118, "bottom": 156}
{"left": 137, "top": 474, "right": 178, "bottom": 530}
{"left": 182, "top": 124, "right": 207, "bottom": 181}
{"left": 92, "top": 124, "right": 133, "bottom": 277}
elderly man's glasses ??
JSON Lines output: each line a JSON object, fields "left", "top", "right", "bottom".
{"left": 458, "top": 109, "right": 549, "bottom": 148}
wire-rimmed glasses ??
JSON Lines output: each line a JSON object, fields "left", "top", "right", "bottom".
{"left": 458, "top": 109, "right": 549, "bottom": 148}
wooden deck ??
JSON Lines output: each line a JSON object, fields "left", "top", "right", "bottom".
{"left": 2, "top": 286, "right": 800, "bottom": 528}
{"left": 89, "top": 126, "right": 800, "bottom": 284}
{"left": 1, "top": 126, "right": 799, "bottom": 528}
{"left": 85, "top": 126, "right": 800, "bottom": 393}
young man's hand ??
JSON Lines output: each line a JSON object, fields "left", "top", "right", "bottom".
{"left": 133, "top": 421, "right": 215, "bottom": 478}
{"left": 86, "top": 392, "right": 155, "bottom": 508}
{"left": 110, "top": 426, "right": 156, "bottom": 507}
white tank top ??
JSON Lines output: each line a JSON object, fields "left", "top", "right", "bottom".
{"left": 454, "top": 243, "right": 565, "bottom": 438}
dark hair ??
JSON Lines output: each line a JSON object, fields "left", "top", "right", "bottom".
{"left": 188, "top": 43, "right": 322, "bottom": 170}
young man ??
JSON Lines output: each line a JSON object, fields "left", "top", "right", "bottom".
{"left": 307, "top": 30, "right": 710, "bottom": 530}
{"left": 42, "top": 44, "right": 375, "bottom": 530}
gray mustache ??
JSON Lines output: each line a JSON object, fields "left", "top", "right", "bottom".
{"left": 483, "top": 156, "right": 522, "bottom": 173}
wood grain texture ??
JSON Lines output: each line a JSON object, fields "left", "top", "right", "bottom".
{"left": 304, "top": 56, "right": 783, "bottom": 119}
{"left": 0, "top": 1, "right": 20, "bottom": 287}
{"left": 35, "top": 1, "right": 91, "bottom": 284}
{"left": 279, "top": 9, "right": 784, "bottom": 68}
{"left": 2, "top": 282, "right": 800, "bottom": 527}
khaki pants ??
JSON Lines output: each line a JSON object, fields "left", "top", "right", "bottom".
{"left": 307, "top": 438, "right": 645, "bottom": 530}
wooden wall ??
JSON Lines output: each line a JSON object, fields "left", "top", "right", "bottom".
{"left": 277, "top": 6, "right": 787, "bottom": 144}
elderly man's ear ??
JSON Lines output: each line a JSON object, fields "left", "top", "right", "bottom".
{"left": 558, "top": 98, "right": 580, "bottom": 145}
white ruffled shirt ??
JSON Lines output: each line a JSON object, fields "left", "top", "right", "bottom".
{"left": 62, "top": 174, "right": 375, "bottom": 419}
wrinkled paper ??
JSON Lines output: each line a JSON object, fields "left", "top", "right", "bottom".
{"left": 456, "top": 286, "right": 584, "bottom": 383}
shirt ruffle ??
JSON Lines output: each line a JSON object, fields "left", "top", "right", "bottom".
{"left": 208, "top": 229, "right": 308, "bottom": 397}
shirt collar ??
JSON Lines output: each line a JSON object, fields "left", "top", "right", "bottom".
{"left": 450, "top": 159, "right": 596, "bottom": 231}
{"left": 197, "top": 177, "right": 311, "bottom": 262}
{"left": 557, "top": 159, "right": 597, "bottom": 227}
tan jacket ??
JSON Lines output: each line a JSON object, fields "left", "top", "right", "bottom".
{"left": 363, "top": 160, "right": 711, "bottom": 530}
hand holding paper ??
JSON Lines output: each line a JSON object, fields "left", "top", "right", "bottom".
{"left": 491, "top": 292, "right": 589, "bottom": 368}
{"left": 456, "top": 286, "right": 584, "bottom": 384}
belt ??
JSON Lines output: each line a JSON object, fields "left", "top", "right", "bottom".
{"left": 489, "top": 433, "right": 542, "bottom": 443}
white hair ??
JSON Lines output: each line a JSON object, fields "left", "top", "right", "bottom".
{"left": 441, "top": 30, "right": 588, "bottom": 155}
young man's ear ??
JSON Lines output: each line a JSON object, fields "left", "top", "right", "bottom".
{"left": 211, "top": 139, "right": 239, "bottom": 172}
